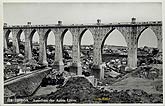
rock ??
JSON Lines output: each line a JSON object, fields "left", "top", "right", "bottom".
{"left": 6, "top": 62, "right": 11, "bottom": 65}
{"left": 18, "top": 54, "right": 24, "bottom": 58}
{"left": 108, "top": 70, "right": 121, "bottom": 78}
{"left": 132, "top": 66, "right": 161, "bottom": 80}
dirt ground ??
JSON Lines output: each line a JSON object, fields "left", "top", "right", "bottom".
{"left": 34, "top": 85, "right": 58, "bottom": 96}
{"left": 103, "top": 64, "right": 163, "bottom": 94}
{"left": 27, "top": 64, "right": 163, "bottom": 103}
{"left": 104, "top": 76, "right": 162, "bottom": 94}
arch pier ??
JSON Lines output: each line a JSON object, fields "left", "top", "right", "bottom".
{"left": 3, "top": 18, "right": 162, "bottom": 79}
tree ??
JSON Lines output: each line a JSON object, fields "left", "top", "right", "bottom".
{"left": 152, "top": 48, "right": 159, "bottom": 56}
{"left": 8, "top": 42, "right": 13, "bottom": 48}
{"left": 32, "top": 48, "right": 38, "bottom": 55}
{"left": 63, "top": 50, "right": 71, "bottom": 59}
{"left": 47, "top": 45, "right": 55, "bottom": 52}
{"left": 19, "top": 44, "right": 25, "bottom": 50}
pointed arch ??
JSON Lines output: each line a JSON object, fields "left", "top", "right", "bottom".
{"left": 44, "top": 29, "right": 56, "bottom": 64}
{"left": 61, "top": 29, "right": 69, "bottom": 42}
{"left": 101, "top": 28, "right": 128, "bottom": 63}
{"left": 79, "top": 29, "right": 94, "bottom": 46}
{"left": 137, "top": 27, "right": 158, "bottom": 48}
{"left": 62, "top": 29, "right": 73, "bottom": 46}
{"left": 61, "top": 29, "right": 69, "bottom": 51}
{"left": 5, "top": 30, "right": 12, "bottom": 48}
{"left": 79, "top": 28, "right": 88, "bottom": 45}
{"left": 101, "top": 28, "right": 115, "bottom": 53}
{"left": 45, "top": 29, "right": 55, "bottom": 45}
{"left": 5, "top": 30, "right": 11, "bottom": 41}
{"left": 16, "top": 29, "right": 25, "bottom": 54}
{"left": 61, "top": 29, "right": 73, "bottom": 59}
{"left": 16, "top": 30, "right": 23, "bottom": 40}
{"left": 29, "top": 29, "right": 40, "bottom": 59}
{"left": 44, "top": 29, "right": 55, "bottom": 48}
{"left": 44, "top": 29, "right": 52, "bottom": 41}
{"left": 79, "top": 28, "right": 94, "bottom": 61}
{"left": 31, "top": 30, "right": 40, "bottom": 44}
{"left": 101, "top": 28, "right": 128, "bottom": 54}
{"left": 29, "top": 29, "right": 37, "bottom": 41}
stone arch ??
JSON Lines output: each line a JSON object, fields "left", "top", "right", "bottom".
{"left": 101, "top": 28, "right": 128, "bottom": 54}
{"left": 79, "top": 28, "right": 94, "bottom": 45}
{"left": 45, "top": 29, "right": 56, "bottom": 45}
{"left": 16, "top": 29, "right": 23, "bottom": 41}
{"left": 4, "top": 29, "right": 12, "bottom": 48}
{"left": 29, "top": 29, "right": 37, "bottom": 41}
{"left": 44, "top": 29, "right": 56, "bottom": 64}
{"left": 137, "top": 27, "right": 158, "bottom": 48}
{"left": 61, "top": 29, "right": 73, "bottom": 59}
{"left": 79, "top": 28, "right": 94, "bottom": 60}
{"left": 61, "top": 29, "right": 73, "bottom": 45}
{"left": 79, "top": 28, "right": 88, "bottom": 45}
{"left": 29, "top": 29, "right": 36, "bottom": 51}
{"left": 44, "top": 29, "right": 55, "bottom": 47}
{"left": 29, "top": 29, "right": 40, "bottom": 59}
{"left": 44, "top": 29, "right": 52, "bottom": 40}
{"left": 16, "top": 30, "right": 25, "bottom": 53}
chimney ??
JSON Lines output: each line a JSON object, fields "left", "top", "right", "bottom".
{"left": 58, "top": 21, "right": 62, "bottom": 25}
{"left": 4, "top": 23, "right": 7, "bottom": 27}
{"left": 97, "top": 19, "right": 101, "bottom": 25}
{"left": 27, "top": 22, "right": 32, "bottom": 25}
{"left": 131, "top": 17, "right": 136, "bottom": 24}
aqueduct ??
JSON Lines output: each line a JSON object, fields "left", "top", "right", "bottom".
{"left": 3, "top": 18, "right": 162, "bottom": 79}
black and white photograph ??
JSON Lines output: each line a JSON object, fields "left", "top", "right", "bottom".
{"left": 2, "top": 1, "right": 164, "bottom": 104}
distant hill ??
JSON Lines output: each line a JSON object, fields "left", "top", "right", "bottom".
{"left": 104, "top": 45, "right": 128, "bottom": 49}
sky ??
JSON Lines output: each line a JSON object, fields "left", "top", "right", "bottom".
{"left": 4, "top": 2, "right": 162, "bottom": 47}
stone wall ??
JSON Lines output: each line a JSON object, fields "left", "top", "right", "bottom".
{"left": 4, "top": 68, "right": 52, "bottom": 98}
